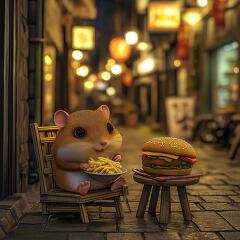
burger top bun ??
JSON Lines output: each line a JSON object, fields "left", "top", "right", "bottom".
{"left": 142, "top": 137, "right": 196, "bottom": 158}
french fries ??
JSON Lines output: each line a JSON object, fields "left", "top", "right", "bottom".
{"left": 87, "top": 157, "right": 122, "bottom": 174}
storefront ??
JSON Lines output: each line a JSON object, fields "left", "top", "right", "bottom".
{"left": 196, "top": 0, "right": 240, "bottom": 114}
{"left": 210, "top": 42, "right": 239, "bottom": 112}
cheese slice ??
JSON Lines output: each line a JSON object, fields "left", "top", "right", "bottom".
{"left": 142, "top": 151, "right": 179, "bottom": 159}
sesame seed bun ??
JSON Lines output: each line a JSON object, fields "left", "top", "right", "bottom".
{"left": 142, "top": 137, "right": 196, "bottom": 158}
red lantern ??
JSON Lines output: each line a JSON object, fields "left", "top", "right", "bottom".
{"left": 212, "top": 0, "right": 227, "bottom": 31}
{"left": 109, "top": 37, "right": 131, "bottom": 62}
{"left": 122, "top": 70, "right": 132, "bottom": 87}
{"left": 177, "top": 23, "right": 190, "bottom": 61}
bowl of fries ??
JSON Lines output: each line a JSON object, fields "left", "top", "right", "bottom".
{"left": 85, "top": 157, "right": 127, "bottom": 183}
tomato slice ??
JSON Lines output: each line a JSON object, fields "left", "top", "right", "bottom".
{"left": 180, "top": 156, "right": 198, "bottom": 164}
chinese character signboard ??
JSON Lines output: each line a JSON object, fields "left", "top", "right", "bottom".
{"left": 177, "top": 23, "right": 190, "bottom": 61}
{"left": 166, "top": 97, "right": 195, "bottom": 139}
{"left": 148, "top": 1, "right": 181, "bottom": 32}
{"left": 72, "top": 26, "right": 95, "bottom": 50}
{"left": 212, "top": 0, "right": 227, "bottom": 31}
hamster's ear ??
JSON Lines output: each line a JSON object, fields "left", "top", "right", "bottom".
{"left": 97, "top": 105, "right": 110, "bottom": 119}
{"left": 54, "top": 110, "right": 69, "bottom": 128}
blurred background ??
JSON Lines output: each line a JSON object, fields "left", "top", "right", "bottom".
{"left": 1, "top": 0, "right": 240, "bottom": 198}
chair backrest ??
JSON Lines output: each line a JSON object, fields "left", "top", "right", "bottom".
{"left": 30, "top": 123, "right": 60, "bottom": 193}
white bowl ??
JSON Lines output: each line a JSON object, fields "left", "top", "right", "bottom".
{"left": 85, "top": 168, "right": 128, "bottom": 183}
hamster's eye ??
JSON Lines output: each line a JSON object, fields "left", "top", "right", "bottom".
{"left": 73, "top": 127, "right": 86, "bottom": 138}
{"left": 107, "top": 123, "right": 114, "bottom": 134}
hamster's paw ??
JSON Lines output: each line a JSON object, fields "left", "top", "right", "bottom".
{"left": 111, "top": 177, "right": 127, "bottom": 192}
{"left": 77, "top": 181, "right": 90, "bottom": 195}
{"left": 112, "top": 154, "right": 122, "bottom": 162}
{"left": 79, "top": 163, "right": 89, "bottom": 170}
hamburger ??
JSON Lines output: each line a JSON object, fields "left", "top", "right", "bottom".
{"left": 142, "top": 137, "right": 197, "bottom": 176}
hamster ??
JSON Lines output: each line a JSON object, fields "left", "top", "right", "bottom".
{"left": 52, "top": 105, "right": 126, "bottom": 195}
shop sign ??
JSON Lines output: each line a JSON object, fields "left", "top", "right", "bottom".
{"left": 212, "top": 0, "right": 227, "bottom": 31}
{"left": 72, "top": 26, "right": 95, "bottom": 50}
{"left": 165, "top": 97, "right": 195, "bottom": 139}
{"left": 109, "top": 37, "right": 131, "bottom": 62}
{"left": 148, "top": 1, "right": 181, "bottom": 31}
{"left": 177, "top": 23, "right": 190, "bottom": 61}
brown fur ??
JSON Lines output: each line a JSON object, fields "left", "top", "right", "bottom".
{"left": 52, "top": 106, "right": 123, "bottom": 193}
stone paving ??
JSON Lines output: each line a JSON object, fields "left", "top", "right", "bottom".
{"left": 6, "top": 127, "right": 240, "bottom": 240}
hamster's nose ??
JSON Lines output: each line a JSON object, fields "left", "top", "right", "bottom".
{"left": 100, "top": 140, "right": 107, "bottom": 146}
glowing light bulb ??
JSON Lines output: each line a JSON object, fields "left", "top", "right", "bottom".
{"left": 84, "top": 80, "right": 94, "bottom": 90}
{"left": 137, "top": 58, "right": 155, "bottom": 74}
{"left": 44, "top": 55, "right": 52, "bottom": 65}
{"left": 106, "top": 87, "right": 116, "bottom": 96}
{"left": 125, "top": 31, "right": 138, "bottom": 45}
{"left": 72, "top": 50, "right": 83, "bottom": 61}
{"left": 197, "top": 0, "right": 208, "bottom": 7}
{"left": 183, "top": 11, "right": 201, "bottom": 26}
{"left": 233, "top": 67, "right": 239, "bottom": 74}
{"left": 137, "top": 42, "right": 152, "bottom": 51}
{"left": 45, "top": 73, "right": 53, "bottom": 81}
{"left": 76, "top": 65, "right": 89, "bottom": 77}
{"left": 101, "top": 71, "right": 111, "bottom": 81}
{"left": 173, "top": 59, "right": 181, "bottom": 68}
{"left": 111, "top": 64, "right": 122, "bottom": 75}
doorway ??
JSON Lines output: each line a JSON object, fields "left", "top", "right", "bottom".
{"left": 211, "top": 42, "right": 239, "bottom": 113}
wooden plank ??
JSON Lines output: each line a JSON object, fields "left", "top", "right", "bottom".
{"left": 136, "top": 185, "right": 152, "bottom": 218}
{"left": 177, "top": 186, "right": 192, "bottom": 221}
{"left": 79, "top": 204, "right": 89, "bottom": 223}
{"left": 148, "top": 186, "right": 160, "bottom": 215}
{"left": 159, "top": 186, "right": 171, "bottom": 224}
{"left": 46, "top": 154, "right": 54, "bottom": 161}
{"left": 40, "top": 137, "right": 56, "bottom": 143}
{"left": 38, "top": 126, "right": 59, "bottom": 132}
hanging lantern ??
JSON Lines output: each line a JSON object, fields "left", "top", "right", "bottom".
{"left": 122, "top": 70, "right": 132, "bottom": 87}
{"left": 109, "top": 37, "right": 131, "bottom": 62}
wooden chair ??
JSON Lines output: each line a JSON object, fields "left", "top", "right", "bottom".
{"left": 30, "top": 123, "right": 127, "bottom": 223}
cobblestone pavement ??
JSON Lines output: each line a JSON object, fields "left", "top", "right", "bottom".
{"left": 6, "top": 127, "right": 240, "bottom": 239}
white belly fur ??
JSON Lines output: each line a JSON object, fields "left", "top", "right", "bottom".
{"left": 53, "top": 162, "right": 109, "bottom": 193}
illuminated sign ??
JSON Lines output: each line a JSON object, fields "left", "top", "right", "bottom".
{"left": 148, "top": 1, "right": 181, "bottom": 31}
{"left": 72, "top": 26, "right": 95, "bottom": 50}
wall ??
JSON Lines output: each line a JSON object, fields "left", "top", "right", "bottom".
{"left": 16, "top": 0, "right": 29, "bottom": 191}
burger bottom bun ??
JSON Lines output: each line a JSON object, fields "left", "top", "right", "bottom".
{"left": 143, "top": 166, "right": 192, "bottom": 176}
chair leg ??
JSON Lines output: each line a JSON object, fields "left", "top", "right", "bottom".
{"left": 42, "top": 203, "right": 48, "bottom": 215}
{"left": 159, "top": 186, "right": 171, "bottom": 224}
{"left": 177, "top": 186, "right": 191, "bottom": 221}
{"left": 114, "top": 196, "right": 124, "bottom": 218}
{"left": 79, "top": 204, "right": 89, "bottom": 223}
{"left": 136, "top": 185, "right": 152, "bottom": 218}
{"left": 148, "top": 186, "right": 160, "bottom": 215}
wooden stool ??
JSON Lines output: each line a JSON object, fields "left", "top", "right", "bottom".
{"left": 133, "top": 173, "right": 200, "bottom": 224}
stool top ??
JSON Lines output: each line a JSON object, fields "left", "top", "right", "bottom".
{"left": 133, "top": 173, "right": 200, "bottom": 186}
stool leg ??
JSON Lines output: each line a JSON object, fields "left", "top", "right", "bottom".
{"left": 148, "top": 186, "right": 160, "bottom": 215}
{"left": 177, "top": 186, "right": 191, "bottom": 221}
{"left": 136, "top": 185, "right": 152, "bottom": 218}
{"left": 114, "top": 196, "right": 124, "bottom": 218}
{"left": 159, "top": 186, "right": 171, "bottom": 224}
